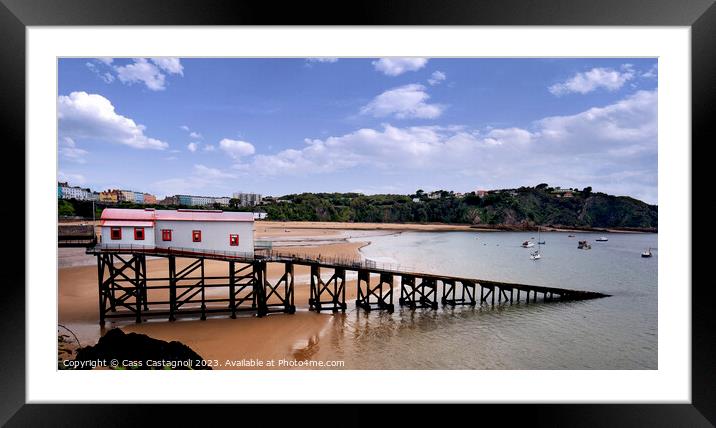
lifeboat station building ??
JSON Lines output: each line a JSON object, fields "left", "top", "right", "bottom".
{"left": 99, "top": 208, "right": 254, "bottom": 255}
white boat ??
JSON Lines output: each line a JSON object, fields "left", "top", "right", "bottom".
{"left": 596, "top": 236, "right": 608, "bottom": 242}
{"left": 531, "top": 227, "right": 543, "bottom": 259}
{"left": 522, "top": 240, "right": 534, "bottom": 248}
{"left": 641, "top": 248, "right": 653, "bottom": 258}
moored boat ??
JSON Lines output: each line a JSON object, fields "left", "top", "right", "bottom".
{"left": 596, "top": 236, "right": 608, "bottom": 242}
{"left": 578, "top": 240, "right": 592, "bottom": 250}
{"left": 641, "top": 248, "right": 653, "bottom": 258}
{"left": 522, "top": 240, "right": 535, "bottom": 248}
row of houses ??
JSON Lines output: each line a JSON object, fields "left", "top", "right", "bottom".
{"left": 58, "top": 182, "right": 157, "bottom": 204}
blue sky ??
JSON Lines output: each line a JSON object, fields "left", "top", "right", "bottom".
{"left": 58, "top": 57, "right": 658, "bottom": 203}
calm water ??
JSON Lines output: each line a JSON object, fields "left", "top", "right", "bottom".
{"left": 308, "top": 231, "right": 657, "bottom": 369}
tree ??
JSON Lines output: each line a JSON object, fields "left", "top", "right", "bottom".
{"left": 582, "top": 186, "right": 593, "bottom": 197}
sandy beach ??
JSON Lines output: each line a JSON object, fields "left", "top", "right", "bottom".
{"left": 58, "top": 224, "right": 368, "bottom": 369}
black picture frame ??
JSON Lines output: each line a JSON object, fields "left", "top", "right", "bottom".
{"left": 1, "top": 0, "right": 712, "bottom": 425}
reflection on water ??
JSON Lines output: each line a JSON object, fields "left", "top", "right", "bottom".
{"left": 305, "top": 231, "right": 657, "bottom": 370}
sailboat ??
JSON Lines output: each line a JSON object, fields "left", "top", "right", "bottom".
{"left": 641, "top": 248, "right": 653, "bottom": 258}
{"left": 537, "top": 226, "right": 545, "bottom": 245}
{"left": 531, "top": 227, "right": 543, "bottom": 260}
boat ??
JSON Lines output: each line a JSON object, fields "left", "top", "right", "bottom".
{"left": 536, "top": 226, "right": 545, "bottom": 245}
{"left": 530, "top": 227, "right": 544, "bottom": 259}
{"left": 568, "top": 234, "right": 576, "bottom": 238}
{"left": 522, "top": 240, "right": 534, "bottom": 248}
{"left": 596, "top": 236, "right": 608, "bottom": 242}
{"left": 641, "top": 248, "right": 653, "bottom": 258}
{"left": 578, "top": 240, "right": 591, "bottom": 250}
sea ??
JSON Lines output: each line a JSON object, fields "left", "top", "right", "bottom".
{"left": 307, "top": 230, "right": 657, "bottom": 370}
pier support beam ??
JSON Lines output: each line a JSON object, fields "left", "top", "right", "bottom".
{"left": 255, "top": 261, "right": 296, "bottom": 316}
{"left": 399, "top": 275, "right": 438, "bottom": 310}
{"left": 309, "top": 265, "right": 347, "bottom": 313}
{"left": 442, "top": 279, "right": 477, "bottom": 307}
{"left": 356, "top": 271, "right": 394, "bottom": 312}
{"left": 96, "top": 253, "right": 147, "bottom": 325}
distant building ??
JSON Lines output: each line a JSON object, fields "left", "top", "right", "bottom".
{"left": 412, "top": 197, "right": 421, "bottom": 203}
{"left": 214, "top": 197, "right": 230, "bottom": 207}
{"left": 99, "top": 190, "right": 118, "bottom": 204}
{"left": 59, "top": 182, "right": 92, "bottom": 200}
{"left": 134, "top": 192, "right": 145, "bottom": 204}
{"left": 232, "top": 192, "right": 263, "bottom": 207}
{"left": 118, "top": 190, "right": 136, "bottom": 203}
{"left": 476, "top": 190, "right": 488, "bottom": 197}
{"left": 551, "top": 187, "right": 578, "bottom": 198}
{"left": 143, "top": 193, "right": 157, "bottom": 204}
{"left": 88, "top": 192, "right": 100, "bottom": 202}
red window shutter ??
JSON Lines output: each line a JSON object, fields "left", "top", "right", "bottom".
{"left": 192, "top": 230, "right": 201, "bottom": 242}
{"left": 229, "top": 234, "right": 239, "bottom": 246}
{"left": 162, "top": 229, "right": 172, "bottom": 241}
{"left": 134, "top": 227, "right": 145, "bottom": 240}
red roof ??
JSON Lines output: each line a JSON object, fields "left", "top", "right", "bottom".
{"left": 101, "top": 208, "right": 253, "bottom": 224}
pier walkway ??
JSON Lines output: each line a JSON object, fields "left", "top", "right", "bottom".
{"left": 86, "top": 245, "right": 609, "bottom": 325}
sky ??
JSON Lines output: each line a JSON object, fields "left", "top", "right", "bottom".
{"left": 57, "top": 57, "right": 658, "bottom": 204}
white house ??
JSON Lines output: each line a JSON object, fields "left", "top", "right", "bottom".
{"left": 99, "top": 208, "right": 254, "bottom": 255}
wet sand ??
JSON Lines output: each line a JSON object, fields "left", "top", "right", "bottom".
{"left": 58, "top": 240, "right": 364, "bottom": 368}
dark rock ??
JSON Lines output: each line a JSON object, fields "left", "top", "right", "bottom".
{"left": 73, "top": 328, "right": 211, "bottom": 370}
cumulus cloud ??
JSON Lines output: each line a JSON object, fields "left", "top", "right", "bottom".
{"left": 428, "top": 70, "right": 446, "bottom": 86}
{"left": 58, "top": 91, "right": 169, "bottom": 150}
{"left": 233, "top": 90, "right": 657, "bottom": 202}
{"left": 187, "top": 142, "right": 199, "bottom": 152}
{"left": 372, "top": 58, "right": 428, "bottom": 76}
{"left": 150, "top": 58, "right": 184, "bottom": 75}
{"left": 360, "top": 84, "right": 445, "bottom": 119}
{"left": 113, "top": 58, "right": 183, "bottom": 91}
{"left": 219, "top": 138, "right": 256, "bottom": 159}
{"left": 189, "top": 131, "right": 202, "bottom": 139}
{"left": 549, "top": 65, "right": 636, "bottom": 96}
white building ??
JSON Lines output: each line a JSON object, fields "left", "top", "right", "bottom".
{"left": 60, "top": 184, "right": 92, "bottom": 200}
{"left": 99, "top": 208, "right": 255, "bottom": 255}
{"left": 232, "top": 192, "right": 262, "bottom": 207}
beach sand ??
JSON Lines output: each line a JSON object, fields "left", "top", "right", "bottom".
{"left": 58, "top": 238, "right": 365, "bottom": 369}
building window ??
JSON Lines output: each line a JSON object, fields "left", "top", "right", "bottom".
{"left": 192, "top": 230, "right": 202, "bottom": 242}
{"left": 110, "top": 227, "right": 122, "bottom": 240}
{"left": 229, "top": 234, "right": 239, "bottom": 246}
{"left": 162, "top": 229, "right": 172, "bottom": 241}
{"left": 134, "top": 227, "right": 145, "bottom": 241}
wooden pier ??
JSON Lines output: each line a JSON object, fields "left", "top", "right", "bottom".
{"left": 87, "top": 247, "right": 610, "bottom": 326}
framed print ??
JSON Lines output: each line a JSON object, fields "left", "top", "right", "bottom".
{"left": 1, "top": 0, "right": 713, "bottom": 425}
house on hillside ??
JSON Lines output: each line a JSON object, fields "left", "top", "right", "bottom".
{"left": 99, "top": 208, "right": 254, "bottom": 255}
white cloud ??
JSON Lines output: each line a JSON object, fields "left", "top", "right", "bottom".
{"left": 58, "top": 91, "right": 169, "bottom": 150}
{"left": 360, "top": 84, "right": 445, "bottom": 119}
{"left": 219, "top": 138, "right": 256, "bottom": 159}
{"left": 428, "top": 70, "right": 446, "bottom": 86}
{"left": 372, "top": 58, "right": 428, "bottom": 76}
{"left": 114, "top": 58, "right": 183, "bottom": 91}
{"left": 189, "top": 131, "right": 202, "bottom": 139}
{"left": 115, "top": 58, "right": 167, "bottom": 91}
{"left": 233, "top": 90, "right": 657, "bottom": 202}
{"left": 86, "top": 62, "right": 115, "bottom": 83}
{"left": 59, "top": 137, "right": 89, "bottom": 163}
{"left": 187, "top": 142, "right": 199, "bottom": 152}
{"left": 150, "top": 58, "right": 184, "bottom": 75}
{"left": 58, "top": 171, "right": 86, "bottom": 185}
{"left": 306, "top": 58, "right": 339, "bottom": 63}
{"left": 549, "top": 65, "right": 636, "bottom": 96}
{"left": 203, "top": 145, "right": 216, "bottom": 152}
{"left": 180, "top": 125, "right": 190, "bottom": 131}
{"left": 642, "top": 64, "right": 658, "bottom": 79}
{"left": 152, "top": 164, "right": 235, "bottom": 197}
{"left": 96, "top": 58, "right": 113, "bottom": 65}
